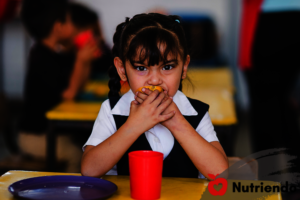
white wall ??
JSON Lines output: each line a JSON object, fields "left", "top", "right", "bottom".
{"left": 75, "top": 0, "right": 231, "bottom": 58}
{"left": 2, "top": 20, "right": 27, "bottom": 99}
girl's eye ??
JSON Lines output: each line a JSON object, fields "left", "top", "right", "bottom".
{"left": 135, "top": 66, "right": 147, "bottom": 71}
{"left": 163, "top": 65, "right": 173, "bottom": 70}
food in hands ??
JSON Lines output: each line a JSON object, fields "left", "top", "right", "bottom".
{"left": 137, "top": 86, "right": 163, "bottom": 94}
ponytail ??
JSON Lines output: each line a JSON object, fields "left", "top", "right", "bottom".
{"left": 108, "top": 19, "right": 129, "bottom": 98}
{"left": 108, "top": 66, "right": 121, "bottom": 98}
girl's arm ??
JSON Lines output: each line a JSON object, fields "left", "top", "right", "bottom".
{"left": 81, "top": 120, "right": 145, "bottom": 177}
{"left": 81, "top": 91, "right": 175, "bottom": 177}
{"left": 135, "top": 89, "right": 228, "bottom": 180}
{"left": 162, "top": 110, "right": 228, "bottom": 180}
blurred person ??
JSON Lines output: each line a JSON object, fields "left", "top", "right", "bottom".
{"left": 68, "top": 2, "right": 112, "bottom": 80}
{"left": 239, "top": 0, "right": 300, "bottom": 153}
{"left": 18, "top": 0, "right": 98, "bottom": 172}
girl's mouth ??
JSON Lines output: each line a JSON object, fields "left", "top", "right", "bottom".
{"left": 137, "top": 86, "right": 164, "bottom": 93}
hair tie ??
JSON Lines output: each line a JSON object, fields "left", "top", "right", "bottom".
{"left": 122, "top": 17, "right": 131, "bottom": 28}
{"left": 175, "top": 19, "right": 180, "bottom": 23}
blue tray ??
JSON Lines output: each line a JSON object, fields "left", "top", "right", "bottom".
{"left": 8, "top": 175, "right": 118, "bottom": 200}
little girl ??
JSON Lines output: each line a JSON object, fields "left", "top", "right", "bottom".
{"left": 81, "top": 13, "right": 228, "bottom": 179}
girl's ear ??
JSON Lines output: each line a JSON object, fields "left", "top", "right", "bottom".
{"left": 181, "top": 55, "right": 190, "bottom": 79}
{"left": 114, "top": 57, "right": 127, "bottom": 81}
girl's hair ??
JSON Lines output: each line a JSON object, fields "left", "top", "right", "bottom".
{"left": 108, "top": 13, "right": 188, "bottom": 98}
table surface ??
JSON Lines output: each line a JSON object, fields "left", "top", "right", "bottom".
{"left": 182, "top": 67, "right": 234, "bottom": 93}
{"left": 0, "top": 171, "right": 208, "bottom": 200}
{"left": 0, "top": 171, "right": 282, "bottom": 200}
{"left": 46, "top": 67, "right": 236, "bottom": 125}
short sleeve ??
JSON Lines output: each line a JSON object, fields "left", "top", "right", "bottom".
{"left": 82, "top": 100, "right": 117, "bottom": 151}
{"left": 196, "top": 112, "right": 219, "bottom": 142}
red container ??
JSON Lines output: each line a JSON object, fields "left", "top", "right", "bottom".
{"left": 74, "top": 30, "right": 93, "bottom": 48}
{"left": 73, "top": 30, "right": 101, "bottom": 57}
{"left": 129, "top": 151, "right": 163, "bottom": 200}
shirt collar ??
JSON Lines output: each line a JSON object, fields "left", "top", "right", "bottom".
{"left": 111, "top": 89, "right": 198, "bottom": 116}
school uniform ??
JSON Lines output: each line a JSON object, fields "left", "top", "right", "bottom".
{"left": 83, "top": 89, "right": 219, "bottom": 178}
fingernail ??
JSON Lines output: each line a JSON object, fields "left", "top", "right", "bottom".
{"left": 142, "top": 88, "right": 146, "bottom": 92}
{"left": 169, "top": 96, "right": 173, "bottom": 99}
{"left": 136, "top": 92, "right": 138, "bottom": 95}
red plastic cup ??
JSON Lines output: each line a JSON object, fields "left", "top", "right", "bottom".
{"left": 129, "top": 151, "right": 163, "bottom": 200}
{"left": 73, "top": 30, "right": 102, "bottom": 58}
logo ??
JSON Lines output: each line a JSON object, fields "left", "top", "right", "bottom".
{"left": 233, "top": 181, "right": 298, "bottom": 193}
{"left": 207, "top": 174, "right": 228, "bottom": 196}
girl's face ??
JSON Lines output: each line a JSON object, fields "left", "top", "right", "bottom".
{"left": 115, "top": 46, "right": 190, "bottom": 97}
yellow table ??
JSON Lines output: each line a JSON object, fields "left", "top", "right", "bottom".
{"left": 0, "top": 171, "right": 282, "bottom": 200}
{"left": 46, "top": 101, "right": 102, "bottom": 121}
{"left": 184, "top": 67, "right": 235, "bottom": 93}
{"left": 182, "top": 67, "right": 236, "bottom": 125}
{"left": 183, "top": 88, "right": 236, "bottom": 125}
{"left": 0, "top": 171, "right": 207, "bottom": 200}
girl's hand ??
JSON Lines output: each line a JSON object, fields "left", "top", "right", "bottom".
{"left": 135, "top": 89, "right": 184, "bottom": 129}
{"left": 135, "top": 88, "right": 170, "bottom": 105}
{"left": 126, "top": 90, "right": 175, "bottom": 135}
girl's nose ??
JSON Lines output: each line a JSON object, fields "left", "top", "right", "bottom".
{"left": 147, "top": 72, "right": 163, "bottom": 86}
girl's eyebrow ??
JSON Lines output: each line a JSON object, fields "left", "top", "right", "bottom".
{"left": 164, "top": 59, "right": 178, "bottom": 64}
{"left": 132, "top": 59, "right": 178, "bottom": 65}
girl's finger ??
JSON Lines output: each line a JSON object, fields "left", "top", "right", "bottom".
{"left": 160, "top": 90, "right": 169, "bottom": 103}
{"left": 142, "top": 88, "right": 152, "bottom": 96}
{"left": 156, "top": 97, "right": 173, "bottom": 114}
{"left": 144, "top": 89, "right": 160, "bottom": 104}
{"left": 131, "top": 100, "right": 139, "bottom": 106}
{"left": 135, "top": 95, "right": 144, "bottom": 104}
{"left": 158, "top": 110, "right": 175, "bottom": 122}
{"left": 136, "top": 91, "right": 148, "bottom": 101}
{"left": 161, "top": 93, "right": 169, "bottom": 103}
{"left": 151, "top": 91, "right": 166, "bottom": 107}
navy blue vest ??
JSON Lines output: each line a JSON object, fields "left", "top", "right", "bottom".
{"left": 109, "top": 95, "right": 209, "bottom": 178}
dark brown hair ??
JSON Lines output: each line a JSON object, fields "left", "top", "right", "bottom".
{"left": 108, "top": 13, "right": 189, "bottom": 98}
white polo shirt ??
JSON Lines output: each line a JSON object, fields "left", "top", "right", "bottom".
{"left": 83, "top": 89, "right": 219, "bottom": 178}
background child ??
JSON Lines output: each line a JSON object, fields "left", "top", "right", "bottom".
{"left": 18, "top": 0, "right": 98, "bottom": 172}
{"left": 68, "top": 2, "right": 113, "bottom": 79}
{"left": 81, "top": 13, "right": 228, "bottom": 179}
{"left": 19, "top": 0, "right": 98, "bottom": 133}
